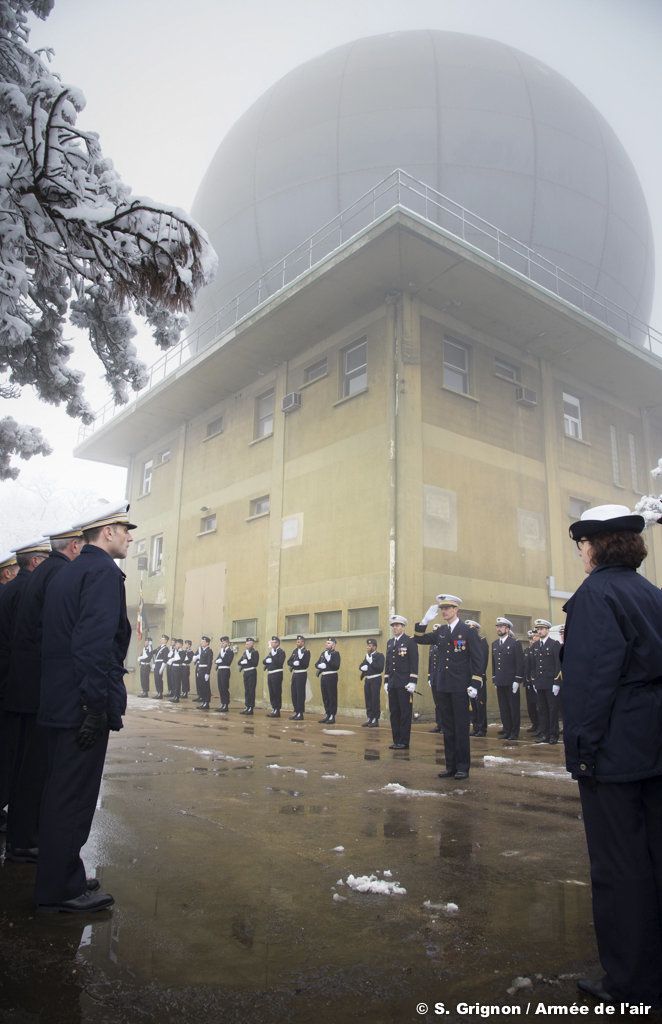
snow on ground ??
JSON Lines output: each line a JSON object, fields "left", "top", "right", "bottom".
{"left": 332, "top": 846, "right": 345, "bottom": 853}
{"left": 344, "top": 873, "right": 406, "bottom": 895}
{"left": 507, "top": 977, "right": 532, "bottom": 995}
{"left": 321, "top": 773, "right": 346, "bottom": 780}
{"left": 423, "top": 900, "right": 459, "bottom": 914}
{"left": 265, "top": 764, "right": 308, "bottom": 774}
{"left": 322, "top": 729, "right": 355, "bottom": 735}
{"left": 483, "top": 755, "right": 569, "bottom": 780}
{"left": 173, "top": 745, "right": 250, "bottom": 762}
{"left": 380, "top": 782, "right": 448, "bottom": 798}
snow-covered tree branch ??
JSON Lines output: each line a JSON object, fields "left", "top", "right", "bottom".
{"left": 634, "top": 457, "right": 662, "bottom": 526}
{"left": 0, "top": 0, "right": 217, "bottom": 477}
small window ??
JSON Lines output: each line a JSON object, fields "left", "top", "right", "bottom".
{"left": 629, "top": 433, "right": 641, "bottom": 492}
{"left": 462, "top": 609, "right": 481, "bottom": 625}
{"left": 493, "top": 357, "right": 520, "bottom": 383}
{"left": 563, "top": 393, "right": 582, "bottom": 440}
{"left": 249, "top": 495, "right": 270, "bottom": 518}
{"left": 303, "top": 358, "right": 327, "bottom": 385}
{"left": 206, "top": 416, "right": 223, "bottom": 439}
{"left": 506, "top": 614, "right": 531, "bottom": 639}
{"left": 233, "top": 618, "right": 257, "bottom": 639}
{"left": 199, "top": 513, "right": 217, "bottom": 534}
{"left": 348, "top": 607, "right": 379, "bottom": 631}
{"left": 134, "top": 539, "right": 147, "bottom": 556}
{"left": 285, "top": 613, "right": 309, "bottom": 635}
{"left": 150, "top": 534, "right": 164, "bottom": 575}
{"left": 609, "top": 425, "right": 621, "bottom": 485}
{"left": 315, "top": 610, "right": 342, "bottom": 634}
{"left": 158, "top": 449, "right": 171, "bottom": 465}
{"left": 341, "top": 339, "right": 367, "bottom": 398}
{"left": 255, "top": 390, "right": 275, "bottom": 439}
{"left": 141, "top": 459, "right": 153, "bottom": 496}
{"left": 569, "top": 496, "right": 590, "bottom": 520}
{"left": 443, "top": 337, "right": 470, "bottom": 395}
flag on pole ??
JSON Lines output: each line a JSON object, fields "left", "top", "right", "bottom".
{"left": 137, "top": 576, "right": 144, "bottom": 641}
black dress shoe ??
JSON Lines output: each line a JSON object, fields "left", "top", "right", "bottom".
{"left": 454, "top": 771, "right": 469, "bottom": 780}
{"left": 245, "top": 708, "right": 254, "bottom": 715}
{"left": 577, "top": 979, "right": 613, "bottom": 1004}
{"left": 37, "top": 890, "right": 115, "bottom": 915}
{"left": 369, "top": 719, "right": 379, "bottom": 727}
{"left": 429, "top": 726, "right": 442, "bottom": 733}
{"left": 318, "top": 716, "right": 330, "bottom": 723}
{"left": 169, "top": 697, "right": 180, "bottom": 703}
{"left": 535, "top": 736, "right": 550, "bottom": 744}
{"left": 197, "top": 702, "right": 210, "bottom": 710}
{"left": 86, "top": 878, "right": 100, "bottom": 892}
{"left": 268, "top": 709, "right": 281, "bottom": 718}
{"left": 438, "top": 770, "right": 455, "bottom": 778}
{"left": 138, "top": 693, "right": 149, "bottom": 698}
{"left": 326, "top": 716, "right": 335, "bottom": 724}
{"left": 361, "top": 721, "right": 372, "bottom": 727}
{"left": 389, "top": 742, "right": 408, "bottom": 749}
{"left": 549, "top": 738, "right": 559, "bottom": 744}
{"left": 180, "top": 694, "right": 189, "bottom": 699}
{"left": 154, "top": 694, "right": 163, "bottom": 700}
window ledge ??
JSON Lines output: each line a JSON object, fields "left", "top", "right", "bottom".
{"left": 333, "top": 387, "right": 368, "bottom": 408}
{"left": 283, "top": 629, "right": 383, "bottom": 642}
{"left": 249, "top": 432, "right": 273, "bottom": 447}
{"left": 203, "top": 430, "right": 224, "bottom": 443}
{"left": 246, "top": 511, "right": 270, "bottom": 523}
{"left": 441, "top": 386, "right": 479, "bottom": 403}
{"left": 197, "top": 529, "right": 218, "bottom": 537}
{"left": 300, "top": 373, "right": 328, "bottom": 391}
{"left": 564, "top": 433, "right": 591, "bottom": 447}
{"left": 136, "top": 491, "right": 151, "bottom": 500}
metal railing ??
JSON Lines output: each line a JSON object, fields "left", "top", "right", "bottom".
{"left": 78, "top": 168, "right": 662, "bottom": 441}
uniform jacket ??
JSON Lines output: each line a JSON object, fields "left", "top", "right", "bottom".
{"left": 153, "top": 644, "right": 169, "bottom": 678}
{"left": 138, "top": 641, "right": 153, "bottom": 666}
{"left": 196, "top": 646, "right": 213, "bottom": 675}
{"left": 288, "top": 648, "right": 310, "bottom": 673}
{"left": 359, "top": 651, "right": 385, "bottom": 679}
{"left": 39, "top": 544, "right": 131, "bottom": 730}
{"left": 385, "top": 634, "right": 419, "bottom": 689}
{"left": 238, "top": 648, "right": 259, "bottom": 673}
{"left": 0, "top": 567, "right": 32, "bottom": 698}
{"left": 529, "top": 637, "right": 562, "bottom": 690}
{"left": 475, "top": 635, "right": 489, "bottom": 678}
{"left": 562, "top": 564, "right": 662, "bottom": 782}
{"left": 491, "top": 634, "right": 525, "bottom": 687}
{"left": 263, "top": 647, "right": 285, "bottom": 672}
{"left": 415, "top": 619, "right": 483, "bottom": 693}
{"left": 5, "top": 551, "right": 72, "bottom": 714}
{"left": 182, "top": 648, "right": 194, "bottom": 667}
{"left": 215, "top": 646, "right": 234, "bottom": 669}
{"left": 315, "top": 650, "right": 340, "bottom": 676}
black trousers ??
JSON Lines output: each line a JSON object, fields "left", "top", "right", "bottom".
{"left": 242, "top": 669, "right": 256, "bottom": 709}
{"left": 536, "top": 688, "right": 560, "bottom": 740}
{"left": 217, "top": 667, "right": 231, "bottom": 705}
{"left": 579, "top": 776, "right": 662, "bottom": 1007}
{"left": 438, "top": 691, "right": 471, "bottom": 774}
{"left": 197, "top": 670, "right": 211, "bottom": 704}
{"left": 388, "top": 686, "right": 413, "bottom": 746}
{"left": 170, "top": 666, "right": 181, "bottom": 700}
{"left": 181, "top": 666, "right": 190, "bottom": 696}
{"left": 496, "top": 685, "right": 520, "bottom": 737}
{"left": 525, "top": 683, "right": 538, "bottom": 730}
{"left": 291, "top": 672, "right": 307, "bottom": 715}
{"left": 139, "top": 664, "right": 151, "bottom": 694}
{"left": 364, "top": 677, "right": 381, "bottom": 721}
{"left": 320, "top": 673, "right": 338, "bottom": 717}
{"left": 35, "top": 727, "right": 109, "bottom": 905}
{"left": 470, "top": 677, "right": 487, "bottom": 734}
{"left": 0, "top": 709, "right": 15, "bottom": 812}
{"left": 431, "top": 685, "right": 444, "bottom": 729}
{"left": 6, "top": 713, "right": 48, "bottom": 850}
{"left": 267, "top": 671, "right": 283, "bottom": 710}
{"left": 154, "top": 664, "right": 165, "bottom": 696}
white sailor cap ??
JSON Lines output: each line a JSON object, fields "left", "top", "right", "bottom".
{"left": 496, "top": 617, "right": 513, "bottom": 628}
{"left": 389, "top": 614, "right": 408, "bottom": 626}
{"left": 12, "top": 536, "right": 51, "bottom": 556}
{"left": 464, "top": 619, "right": 480, "bottom": 629}
{"left": 73, "top": 500, "right": 137, "bottom": 532}
{"left": 46, "top": 519, "right": 84, "bottom": 542}
{"left": 534, "top": 618, "right": 552, "bottom": 629}
{"left": 435, "top": 594, "right": 462, "bottom": 607}
{"left": 0, "top": 551, "right": 17, "bottom": 570}
{"left": 569, "top": 503, "right": 644, "bottom": 541}
{"left": 527, "top": 629, "right": 537, "bottom": 638}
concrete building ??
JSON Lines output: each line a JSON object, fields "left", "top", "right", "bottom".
{"left": 75, "top": 33, "right": 662, "bottom": 714}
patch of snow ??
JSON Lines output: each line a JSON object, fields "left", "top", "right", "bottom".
{"left": 381, "top": 782, "right": 446, "bottom": 798}
{"left": 345, "top": 873, "right": 406, "bottom": 895}
{"left": 383, "top": 870, "right": 392, "bottom": 878}
{"left": 321, "top": 773, "right": 346, "bottom": 780}
{"left": 507, "top": 977, "right": 532, "bottom": 996}
{"left": 423, "top": 900, "right": 459, "bottom": 914}
{"left": 332, "top": 846, "right": 345, "bottom": 853}
{"left": 332, "top": 893, "right": 347, "bottom": 902}
{"left": 322, "top": 729, "right": 355, "bottom": 735}
{"left": 265, "top": 764, "right": 308, "bottom": 774}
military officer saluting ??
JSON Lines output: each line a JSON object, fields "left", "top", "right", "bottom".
{"left": 214, "top": 635, "right": 234, "bottom": 712}
{"left": 415, "top": 594, "right": 484, "bottom": 780}
{"left": 385, "top": 615, "right": 418, "bottom": 749}
{"left": 238, "top": 638, "right": 259, "bottom": 715}
{"left": 287, "top": 635, "right": 310, "bottom": 720}
{"left": 195, "top": 636, "right": 213, "bottom": 710}
{"left": 263, "top": 636, "right": 286, "bottom": 717}
{"left": 359, "top": 638, "right": 385, "bottom": 727}
{"left": 492, "top": 617, "right": 525, "bottom": 740}
{"left": 315, "top": 638, "right": 341, "bottom": 725}
{"left": 530, "top": 618, "right": 562, "bottom": 744}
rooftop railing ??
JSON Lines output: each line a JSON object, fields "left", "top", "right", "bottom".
{"left": 78, "top": 168, "right": 662, "bottom": 441}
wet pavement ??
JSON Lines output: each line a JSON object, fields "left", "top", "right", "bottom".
{"left": 0, "top": 698, "right": 615, "bottom": 1023}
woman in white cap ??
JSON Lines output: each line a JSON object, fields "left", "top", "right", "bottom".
{"left": 563, "top": 504, "right": 662, "bottom": 1009}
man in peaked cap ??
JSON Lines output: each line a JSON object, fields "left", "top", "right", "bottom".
{"left": 287, "top": 635, "right": 310, "bottom": 721}
{"left": 35, "top": 501, "right": 135, "bottom": 914}
{"left": 385, "top": 616, "right": 418, "bottom": 749}
{"left": 492, "top": 617, "right": 525, "bottom": 741}
{"left": 238, "top": 637, "right": 259, "bottom": 715}
{"left": 530, "top": 617, "right": 562, "bottom": 744}
{"left": 315, "top": 637, "right": 341, "bottom": 725}
{"left": 0, "top": 552, "right": 18, "bottom": 586}
{"left": 465, "top": 620, "right": 489, "bottom": 737}
{"left": 263, "top": 636, "right": 286, "bottom": 717}
{"left": 4, "top": 523, "right": 83, "bottom": 863}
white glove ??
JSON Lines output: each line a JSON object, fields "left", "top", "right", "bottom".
{"left": 383, "top": 682, "right": 389, "bottom": 692}
{"left": 512, "top": 681, "right": 519, "bottom": 694}
{"left": 405, "top": 682, "right": 416, "bottom": 693}
{"left": 428, "top": 678, "right": 432, "bottom": 688}
{"left": 552, "top": 684, "right": 560, "bottom": 697}
{"left": 467, "top": 686, "right": 478, "bottom": 699}
{"left": 360, "top": 664, "right": 368, "bottom": 672}
{"left": 204, "top": 674, "right": 209, "bottom": 682}
{"left": 420, "top": 603, "right": 439, "bottom": 626}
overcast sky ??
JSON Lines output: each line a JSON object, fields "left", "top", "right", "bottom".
{"left": 2, "top": 0, "right": 661, "bottom": 543}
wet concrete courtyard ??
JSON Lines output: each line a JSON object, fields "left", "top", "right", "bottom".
{"left": 0, "top": 697, "right": 610, "bottom": 1024}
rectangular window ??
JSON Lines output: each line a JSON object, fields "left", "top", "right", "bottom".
{"left": 493, "top": 357, "right": 520, "bottom": 383}
{"left": 563, "top": 393, "right": 582, "bottom": 440}
{"left": 506, "top": 614, "right": 531, "bottom": 639}
{"left": 199, "top": 513, "right": 217, "bottom": 534}
{"left": 303, "top": 357, "right": 327, "bottom": 385}
{"left": 462, "top": 609, "right": 481, "bottom": 625}
{"left": 348, "top": 607, "right": 379, "bottom": 631}
{"left": 249, "top": 495, "right": 270, "bottom": 517}
{"left": 232, "top": 618, "right": 257, "bottom": 639}
{"left": 149, "top": 534, "right": 164, "bottom": 575}
{"left": 285, "top": 613, "right": 309, "bottom": 635}
{"left": 315, "top": 610, "right": 342, "bottom": 634}
{"left": 206, "top": 415, "right": 223, "bottom": 439}
{"left": 255, "top": 390, "right": 275, "bottom": 439}
{"left": 158, "top": 449, "right": 171, "bottom": 464}
{"left": 610, "top": 425, "right": 621, "bottom": 485}
{"left": 443, "top": 337, "right": 470, "bottom": 395}
{"left": 141, "top": 459, "right": 153, "bottom": 496}
{"left": 629, "top": 433, "right": 641, "bottom": 492}
{"left": 341, "top": 339, "right": 368, "bottom": 398}
{"left": 569, "top": 496, "right": 590, "bottom": 520}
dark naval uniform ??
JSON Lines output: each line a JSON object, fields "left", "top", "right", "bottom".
{"left": 524, "top": 639, "right": 540, "bottom": 732}
{"left": 491, "top": 634, "right": 525, "bottom": 739}
{"left": 0, "top": 567, "right": 34, "bottom": 830}
{"left": 215, "top": 645, "right": 234, "bottom": 710}
{"left": 470, "top": 633, "right": 489, "bottom": 736}
{"left": 530, "top": 637, "right": 562, "bottom": 742}
{"left": 385, "top": 635, "right": 418, "bottom": 747}
{"left": 287, "top": 646, "right": 310, "bottom": 717}
{"left": 153, "top": 642, "right": 169, "bottom": 698}
{"left": 428, "top": 630, "right": 444, "bottom": 732}
{"left": 263, "top": 645, "right": 286, "bottom": 714}
{"left": 195, "top": 645, "right": 213, "bottom": 709}
{"left": 359, "top": 651, "right": 384, "bottom": 724}
{"left": 315, "top": 648, "right": 341, "bottom": 721}
{"left": 138, "top": 640, "right": 153, "bottom": 696}
{"left": 238, "top": 646, "right": 259, "bottom": 712}
{"left": 37, "top": 544, "right": 131, "bottom": 906}
{"left": 562, "top": 564, "right": 662, "bottom": 1008}
{"left": 181, "top": 646, "right": 193, "bottom": 697}
{"left": 416, "top": 620, "right": 483, "bottom": 776}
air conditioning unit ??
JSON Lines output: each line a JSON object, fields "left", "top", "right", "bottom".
{"left": 281, "top": 391, "right": 302, "bottom": 413}
{"left": 515, "top": 386, "right": 538, "bottom": 408}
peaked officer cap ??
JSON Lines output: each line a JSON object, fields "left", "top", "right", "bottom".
{"left": 436, "top": 593, "right": 462, "bottom": 606}
{"left": 389, "top": 614, "right": 408, "bottom": 626}
{"left": 200, "top": 635, "right": 211, "bottom": 642}
{"left": 0, "top": 551, "right": 17, "bottom": 570}
{"left": 496, "top": 616, "right": 513, "bottom": 628}
{"left": 47, "top": 519, "right": 84, "bottom": 541}
{"left": 534, "top": 618, "right": 552, "bottom": 628}
{"left": 569, "top": 503, "right": 644, "bottom": 542}
{"left": 271, "top": 635, "right": 280, "bottom": 643}
{"left": 464, "top": 619, "right": 480, "bottom": 629}
{"left": 74, "top": 500, "right": 137, "bottom": 532}
{"left": 245, "top": 637, "right": 255, "bottom": 643}
{"left": 12, "top": 536, "right": 50, "bottom": 556}
{"left": 296, "top": 634, "right": 306, "bottom": 641}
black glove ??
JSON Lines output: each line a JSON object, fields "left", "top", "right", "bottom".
{"left": 76, "top": 710, "right": 108, "bottom": 750}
